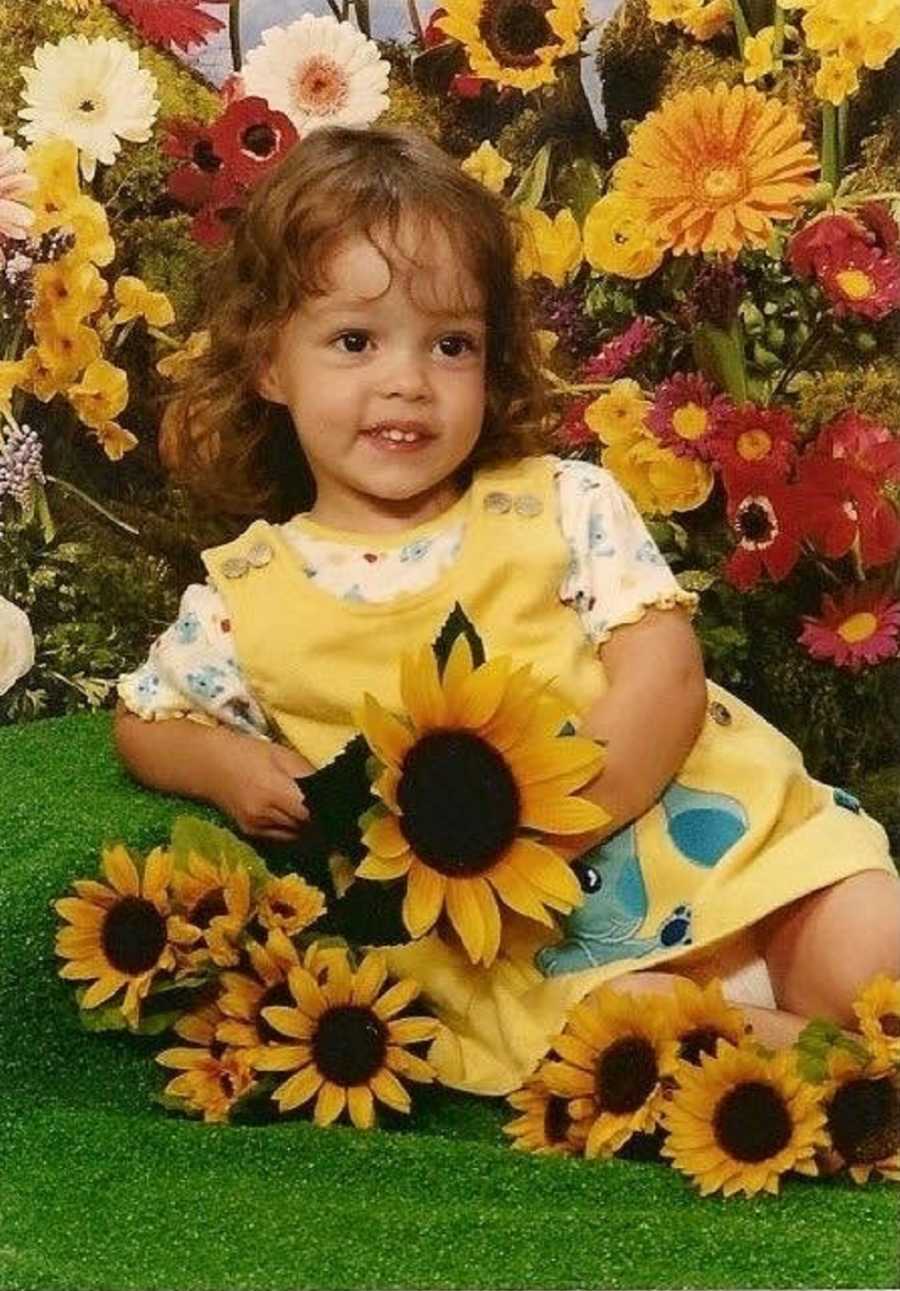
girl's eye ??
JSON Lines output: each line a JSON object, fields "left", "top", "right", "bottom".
{"left": 437, "top": 335, "right": 477, "bottom": 358}
{"left": 335, "top": 331, "right": 369, "bottom": 354}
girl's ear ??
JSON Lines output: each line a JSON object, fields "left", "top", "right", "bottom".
{"left": 255, "top": 353, "right": 285, "bottom": 404}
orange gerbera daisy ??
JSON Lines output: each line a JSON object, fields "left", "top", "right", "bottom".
{"left": 54, "top": 844, "right": 194, "bottom": 1028}
{"left": 613, "top": 82, "right": 818, "bottom": 257}
{"left": 354, "top": 634, "right": 609, "bottom": 966}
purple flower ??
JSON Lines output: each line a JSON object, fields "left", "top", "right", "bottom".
{"left": 0, "top": 424, "right": 45, "bottom": 506}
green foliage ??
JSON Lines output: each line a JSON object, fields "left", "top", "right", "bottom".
{"left": 656, "top": 41, "right": 743, "bottom": 101}
{"left": 792, "top": 357, "right": 900, "bottom": 435}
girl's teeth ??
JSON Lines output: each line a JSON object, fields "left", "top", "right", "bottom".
{"left": 376, "top": 429, "right": 421, "bottom": 442}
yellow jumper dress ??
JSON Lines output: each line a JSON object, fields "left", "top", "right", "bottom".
{"left": 202, "top": 455, "right": 895, "bottom": 1096}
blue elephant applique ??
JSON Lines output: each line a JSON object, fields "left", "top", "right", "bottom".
{"left": 660, "top": 782, "right": 749, "bottom": 866}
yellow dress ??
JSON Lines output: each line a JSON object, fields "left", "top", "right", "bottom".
{"left": 202, "top": 455, "right": 895, "bottom": 1095}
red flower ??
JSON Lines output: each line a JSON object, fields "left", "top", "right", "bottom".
{"left": 711, "top": 403, "right": 798, "bottom": 480}
{"left": 857, "top": 201, "right": 899, "bottom": 255}
{"left": 191, "top": 196, "right": 247, "bottom": 249}
{"left": 817, "top": 243, "right": 900, "bottom": 320}
{"left": 724, "top": 469, "right": 805, "bottom": 589}
{"left": 450, "top": 72, "right": 487, "bottom": 98}
{"left": 211, "top": 97, "right": 298, "bottom": 188}
{"left": 423, "top": 7, "right": 450, "bottom": 46}
{"left": 788, "top": 213, "right": 867, "bottom": 278}
{"left": 799, "top": 583, "right": 900, "bottom": 671}
{"left": 646, "top": 372, "right": 732, "bottom": 462}
{"left": 581, "top": 317, "right": 659, "bottom": 382}
{"left": 163, "top": 118, "right": 230, "bottom": 211}
{"left": 108, "top": 0, "right": 229, "bottom": 54}
{"left": 797, "top": 454, "right": 900, "bottom": 569}
{"left": 555, "top": 397, "right": 595, "bottom": 448}
{"left": 815, "top": 411, "right": 900, "bottom": 486}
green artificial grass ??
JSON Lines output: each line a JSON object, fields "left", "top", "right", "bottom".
{"left": 1, "top": 712, "right": 898, "bottom": 1291}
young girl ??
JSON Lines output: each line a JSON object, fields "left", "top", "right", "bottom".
{"left": 115, "top": 124, "right": 900, "bottom": 1098}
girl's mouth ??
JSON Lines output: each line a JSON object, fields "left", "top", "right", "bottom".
{"left": 363, "top": 424, "right": 432, "bottom": 450}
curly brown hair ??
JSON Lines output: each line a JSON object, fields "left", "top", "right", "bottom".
{"left": 162, "top": 124, "right": 552, "bottom": 521}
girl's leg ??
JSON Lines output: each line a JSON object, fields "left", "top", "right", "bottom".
{"left": 758, "top": 869, "right": 900, "bottom": 1026}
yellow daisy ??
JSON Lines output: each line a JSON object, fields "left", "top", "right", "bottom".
{"left": 821, "top": 1046, "right": 900, "bottom": 1184}
{"left": 668, "top": 977, "right": 750, "bottom": 1067}
{"left": 251, "top": 946, "right": 441, "bottom": 1128}
{"left": 853, "top": 974, "right": 900, "bottom": 1065}
{"left": 54, "top": 844, "right": 194, "bottom": 1028}
{"left": 503, "top": 1070, "right": 580, "bottom": 1155}
{"left": 614, "top": 82, "right": 818, "bottom": 258}
{"left": 171, "top": 851, "right": 253, "bottom": 969}
{"left": 540, "top": 986, "right": 681, "bottom": 1158}
{"left": 256, "top": 873, "right": 327, "bottom": 937}
{"left": 660, "top": 1040, "right": 828, "bottom": 1196}
{"left": 354, "top": 634, "right": 609, "bottom": 967}
{"left": 436, "top": 0, "right": 584, "bottom": 92}
{"left": 582, "top": 192, "right": 667, "bottom": 280}
{"left": 157, "top": 1002, "right": 257, "bottom": 1123}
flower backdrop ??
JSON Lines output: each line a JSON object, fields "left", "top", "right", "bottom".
{"left": 0, "top": 0, "right": 899, "bottom": 849}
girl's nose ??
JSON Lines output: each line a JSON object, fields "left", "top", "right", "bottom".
{"left": 378, "top": 351, "right": 430, "bottom": 399}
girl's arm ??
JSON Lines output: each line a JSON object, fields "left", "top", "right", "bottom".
{"left": 553, "top": 607, "right": 708, "bottom": 859}
{"left": 113, "top": 701, "right": 315, "bottom": 841}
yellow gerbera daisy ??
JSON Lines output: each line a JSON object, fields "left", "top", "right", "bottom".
{"left": 435, "top": 0, "right": 584, "bottom": 93}
{"left": 354, "top": 634, "right": 609, "bottom": 967}
{"left": 660, "top": 1040, "right": 829, "bottom": 1196}
{"left": 256, "top": 873, "right": 327, "bottom": 937}
{"left": 821, "top": 1046, "right": 900, "bottom": 1184}
{"left": 157, "top": 1002, "right": 257, "bottom": 1123}
{"left": 54, "top": 844, "right": 194, "bottom": 1028}
{"left": 668, "top": 977, "right": 750, "bottom": 1067}
{"left": 503, "top": 1070, "right": 579, "bottom": 1155}
{"left": 852, "top": 974, "right": 900, "bottom": 1065}
{"left": 540, "top": 986, "right": 681, "bottom": 1158}
{"left": 613, "top": 82, "right": 818, "bottom": 258}
{"left": 171, "top": 852, "right": 253, "bottom": 969}
{"left": 251, "top": 946, "right": 441, "bottom": 1129}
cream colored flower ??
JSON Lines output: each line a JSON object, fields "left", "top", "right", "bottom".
{"left": 0, "top": 595, "right": 35, "bottom": 696}
{"left": 461, "top": 141, "right": 512, "bottom": 194}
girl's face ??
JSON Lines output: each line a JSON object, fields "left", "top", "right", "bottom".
{"left": 257, "top": 219, "right": 488, "bottom": 531}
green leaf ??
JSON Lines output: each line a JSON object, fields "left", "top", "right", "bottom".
{"left": 300, "top": 735, "right": 374, "bottom": 864}
{"left": 170, "top": 815, "right": 272, "bottom": 890}
{"left": 75, "top": 989, "right": 129, "bottom": 1033}
{"left": 794, "top": 1017, "right": 845, "bottom": 1082}
{"left": 692, "top": 320, "right": 748, "bottom": 402}
{"left": 432, "top": 602, "right": 486, "bottom": 679}
{"left": 677, "top": 569, "right": 717, "bottom": 594}
{"left": 510, "top": 143, "right": 553, "bottom": 209}
{"left": 554, "top": 157, "right": 605, "bottom": 227}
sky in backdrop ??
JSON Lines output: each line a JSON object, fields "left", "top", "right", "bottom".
{"left": 186, "top": 0, "right": 621, "bottom": 127}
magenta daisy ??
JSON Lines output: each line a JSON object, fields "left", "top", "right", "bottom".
{"left": 581, "top": 318, "right": 659, "bottom": 382}
{"left": 817, "top": 244, "right": 900, "bottom": 321}
{"left": 799, "top": 585, "right": 900, "bottom": 671}
{"left": 711, "top": 403, "right": 798, "bottom": 480}
{"left": 646, "top": 373, "right": 731, "bottom": 461}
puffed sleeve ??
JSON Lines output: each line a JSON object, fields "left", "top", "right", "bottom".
{"left": 554, "top": 457, "right": 699, "bottom": 646}
{"left": 116, "top": 581, "right": 273, "bottom": 738}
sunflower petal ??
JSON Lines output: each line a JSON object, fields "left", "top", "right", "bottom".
{"left": 362, "top": 812, "right": 410, "bottom": 859}
{"left": 356, "top": 851, "right": 412, "bottom": 881}
{"left": 252, "top": 1044, "right": 311, "bottom": 1071}
{"left": 370, "top": 1066, "right": 412, "bottom": 1113}
{"left": 314, "top": 1080, "right": 347, "bottom": 1126}
{"left": 102, "top": 844, "right": 140, "bottom": 896}
{"left": 385, "top": 1045, "right": 436, "bottom": 1083}
{"left": 259, "top": 1006, "right": 314, "bottom": 1040}
{"left": 274, "top": 1063, "right": 323, "bottom": 1110}
{"left": 54, "top": 897, "right": 105, "bottom": 928}
{"left": 352, "top": 949, "right": 389, "bottom": 1005}
{"left": 402, "top": 860, "right": 446, "bottom": 937}
{"left": 388, "top": 1015, "right": 441, "bottom": 1045}
{"left": 80, "top": 973, "right": 126, "bottom": 1008}
{"left": 347, "top": 1083, "right": 376, "bottom": 1129}
{"left": 399, "top": 646, "right": 446, "bottom": 729}
{"left": 358, "top": 693, "right": 414, "bottom": 771}
{"left": 373, "top": 977, "right": 420, "bottom": 1020}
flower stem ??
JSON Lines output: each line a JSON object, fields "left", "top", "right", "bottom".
{"left": 353, "top": 0, "right": 371, "bottom": 35}
{"left": 772, "top": 2, "right": 785, "bottom": 64}
{"left": 45, "top": 474, "right": 140, "bottom": 537}
{"left": 146, "top": 326, "right": 181, "bottom": 350}
{"left": 770, "top": 312, "right": 829, "bottom": 400}
{"left": 228, "top": 0, "right": 242, "bottom": 72}
{"left": 820, "top": 102, "right": 839, "bottom": 191}
{"left": 732, "top": 0, "right": 752, "bottom": 55}
{"left": 407, "top": 0, "right": 424, "bottom": 44}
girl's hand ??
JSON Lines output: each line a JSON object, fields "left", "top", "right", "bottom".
{"left": 207, "top": 731, "right": 316, "bottom": 841}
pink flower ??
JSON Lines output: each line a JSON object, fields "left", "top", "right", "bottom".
{"left": 581, "top": 317, "right": 659, "bottom": 382}
{"left": 816, "top": 243, "right": 900, "bottom": 320}
{"left": 646, "top": 372, "right": 732, "bottom": 461}
{"left": 799, "top": 584, "right": 900, "bottom": 670}
{"left": 0, "top": 133, "right": 35, "bottom": 246}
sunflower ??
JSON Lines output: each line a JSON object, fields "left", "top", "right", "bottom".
{"left": 157, "top": 1002, "right": 257, "bottom": 1123}
{"left": 668, "top": 977, "right": 750, "bottom": 1067}
{"left": 540, "top": 986, "right": 681, "bottom": 1157}
{"left": 217, "top": 932, "right": 328, "bottom": 1048}
{"left": 853, "top": 974, "right": 900, "bottom": 1065}
{"left": 251, "top": 946, "right": 441, "bottom": 1128}
{"left": 503, "top": 1070, "right": 580, "bottom": 1155}
{"left": 54, "top": 844, "right": 194, "bottom": 1028}
{"left": 435, "top": 0, "right": 584, "bottom": 93}
{"left": 171, "top": 851, "right": 252, "bottom": 968}
{"left": 256, "top": 873, "right": 327, "bottom": 937}
{"left": 354, "top": 634, "right": 608, "bottom": 967}
{"left": 821, "top": 1046, "right": 900, "bottom": 1183}
{"left": 660, "top": 1040, "right": 829, "bottom": 1196}
{"left": 613, "top": 82, "right": 818, "bottom": 258}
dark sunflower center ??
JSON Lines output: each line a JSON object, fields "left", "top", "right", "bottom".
{"left": 737, "top": 500, "right": 774, "bottom": 544}
{"left": 713, "top": 1080, "right": 792, "bottom": 1162}
{"left": 312, "top": 1005, "right": 388, "bottom": 1086}
{"left": 596, "top": 1036, "right": 659, "bottom": 1115}
{"left": 219, "top": 1070, "right": 235, "bottom": 1099}
{"left": 255, "top": 980, "right": 294, "bottom": 1043}
{"left": 397, "top": 729, "right": 520, "bottom": 875}
{"left": 678, "top": 1027, "right": 724, "bottom": 1066}
{"left": 190, "top": 888, "right": 228, "bottom": 929}
{"left": 242, "top": 123, "right": 277, "bottom": 157}
{"left": 543, "top": 1095, "right": 571, "bottom": 1144}
{"left": 479, "top": 0, "right": 553, "bottom": 66}
{"left": 192, "top": 139, "right": 222, "bottom": 173}
{"left": 879, "top": 1012, "right": 900, "bottom": 1038}
{"left": 827, "top": 1075, "right": 900, "bottom": 1165}
{"left": 101, "top": 896, "right": 167, "bottom": 976}
{"left": 270, "top": 901, "right": 294, "bottom": 918}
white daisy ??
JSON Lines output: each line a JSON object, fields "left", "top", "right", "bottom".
{"left": 0, "top": 132, "right": 35, "bottom": 243}
{"left": 240, "top": 14, "right": 390, "bottom": 134}
{"left": 18, "top": 36, "right": 159, "bottom": 183}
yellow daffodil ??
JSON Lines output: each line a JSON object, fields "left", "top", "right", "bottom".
{"left": 91, "top": 420, "right": 138, "bottom": 460}
{"left": 33, "top": 257, "right": 106, "bottom": 324}
{"left": 156, "top": 329, "right": 210, "bottom": 381}
{"left": 33, "top": 318, "right": 102, "bottom": 386}
{"left": 16, "top": 346, "right": 70, "bottom": 403}
{"left": 583, "top": 192, "right": 666, "bottom": 279}
{"left": 602, "top": 434, "right": 715, "bottom": 515}
{"left": 585, "top": 378, "right": 651, "bottom": 444}
{"left": 112, "top": 275, "right": 175, "bottom": 328}
{"left": 461, "top": 141, "right": 512, "bottom": 194}
{"left": 436, "top": 0, "right": 584, "bottom": 93}
{"left": 516, "top": 206, "right": 583, "bottom": 288}
{"left": 743, "top": 27, "right": 776, "bottom": 82}
{"left": 66, "top": 358, "right": 128, "bottom": 430}
{"left": 814, "top": 54, "right": 860, "bottom": 103}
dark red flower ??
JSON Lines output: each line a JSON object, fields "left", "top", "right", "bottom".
{"left": 581, "top": 317, "right": 659, "bottom": 382}
{"left": 724, "top": 469, "right": 805, "bottom": 589}
{"left": 815, "top": 411, "right": 900, "bottom": 486}
{"left": 450, "top": 72, "right": 487, "bottom": 98}
{"left": 555, "top": 397, "right": 595, "bottom": 448}
{"left": 423, "top": 7, "right": 450, "bottom": 46}
{"left": 797, "top": 454, "right": 900, "bottom": 569}
{"left": 711, "top": 403, "right": 798, "bottom": 480}
{"left": 108, "top": 0, "right": 229, "bottom": 54}
{"left": 816, "top": 243, "right": 900, "bottom": 320}
{"left": 191, "top": 196, "right": 247, "bottom": 249}
{"left": 788, "top": 212, "right": 868, "bottom": 279}
{"left": 163, "top": 118, "right": 229, "bottom": 211}
{"left": 857, "top": 201, "right": 899, "bottom": 255}
{"left": 211, "top": 97, "right": 298, "bottom": 188}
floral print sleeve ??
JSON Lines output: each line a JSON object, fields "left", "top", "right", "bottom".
{"left": 554, "top": 457, "right": 699, "bottom": 645}
{"left": 116, "top": 582, "right": 273, "bottom": 738}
